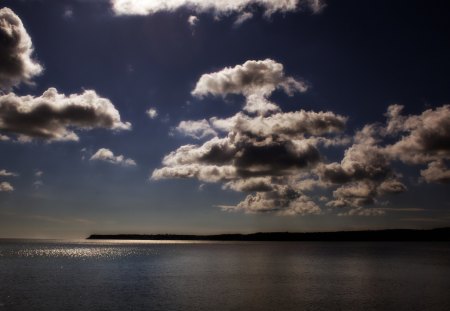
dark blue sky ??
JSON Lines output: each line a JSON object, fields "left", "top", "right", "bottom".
{"left": 0, "top": 0, "right": 449, "bottom": 238}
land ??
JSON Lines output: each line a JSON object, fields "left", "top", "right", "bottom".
{"left": 88, "top": 227, "right": 450, "bottom": 241}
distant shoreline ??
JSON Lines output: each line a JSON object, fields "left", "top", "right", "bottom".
{"left": 87, "top": 227, "right": 450, "bottom": 241}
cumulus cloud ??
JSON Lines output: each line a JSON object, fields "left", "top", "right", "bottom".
{"left": 318, "top": 124, "right": 407, "bottom": 208}
{"left": 0, "top": 181, "right": 14, "bottom": 192}
{"left": 0, "top": 88, "right": 131, "bottom": 142}
{"left": 146, "top": 107, "right": 158, "bottom": 119}
{"left": 175, "top": 119, "right": 217, "bottom": 139}
{"left": 224, "top": 186, "right": 321, "bottom": 216}
{"left": 110, "top": 0, "right": 325, "bottom": 17}
{"left": 152, "top": 60, "right": 450, "bottom": 216}
{"left": 90, "top": 148, "right": 136, "bottom": 166}
{"left": 420, "top": 160, "right": 450, "bottom": 184}
{"left": 0, "top": 169, "right": 18, "bottom": 177}
{"left": 152, "top": 59, "right": 349, "bottom": 215}
{"left": 192, "top": 59, "right": 308, "bottom": 114}
{"left": 0, "top": 7, "right": 43, "bottom": 90}
{"left": 384, "top": 104, "right": 450, "bottom": 164}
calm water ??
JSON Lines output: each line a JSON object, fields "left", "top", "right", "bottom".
{"left": 0, "top": 240, "right": 449, "bottom": 311}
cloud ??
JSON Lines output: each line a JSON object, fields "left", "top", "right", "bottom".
{"left": 338, "top": 207, "right": 385, "bottom": 217}
{"left": 110, "top": 0, "right": 325, "bottom": 17}
{"left": 146, "top": 107, "right": 158, "bottom": 119}
{"left": 152, "top": 59, "right": 349, "bottom": 215}
{"left": 0, "top": 7, "right": 43, "bottom": 90}
{"left": 63, "top": 7, "right": 74, "bottom": 19}
{"left": 175, "top": 119, "right": 217, "bottom": 139}
{"left": 188, "top": 15, "right": 199, "bottom": 27}
{"left": 234, "top": 12, "right": 253, "bottom": 26}
{"left": 192, "top": 59, "right": 308, "bottom": 114}
{"left": 0, "top": 181, "right": 14, "bottom": 192}
{"left": 90, "top": 148, "right": 136, "bottom": 166}
{"left": 35, "top": 170, "right": 43, "bottom": 177}
{"left": 33, "top": 180, "right": 43, "bottom": 189}
{"left": 152, "top": 60, "right": 450, "bottom": 216}
{"left": 0, "top": 169, "right": 18, "bottom": 177}
{"left": 318, "top": 124, "right": 407, "bottom": 208}
{"left": 385, "top": 104, "right": 450, "bottom": 164}
{"left": 0, "top": 88, "right": 131, "bottom": 142}
{"left": 420, "top": 160, "right": 450, "bottom": 184}
{"left": 224, "top": 186, "right": 321, "bottom": 216}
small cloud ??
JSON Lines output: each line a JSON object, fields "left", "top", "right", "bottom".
{"left": 33, "top": 180, "right": 43, "bottom": 189}
{"left": 234, "top": 12, "right": 253, "bottom": 26}
{"left": 0, "top": 134, "right": 10, "bottom": 141}
{"left": 0, "top": 181, "right": 14, "bottom": 192}
{"left": 146, "top": 107, "right": 158, "bottom": 119}
{"left": 90, "top": 148, "right": 136, "bottom": 166}
{"left": 0, "top": 169, "right": 18, "bottom": 177}
{"left": 188, "top": 15, "right": 199, "bottom": 27}
{"left": 63, "top": 7, "right": 74, "bottom": 19}
{"left": 174, "top": 119, "right": 217, "bottom": 139}
{"left": 35, "top": 170, "right": 44, "bottom": 177}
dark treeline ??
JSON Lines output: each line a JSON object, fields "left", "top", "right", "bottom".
{"left": 88, "top": 227, "right": 450, "bottom": 241}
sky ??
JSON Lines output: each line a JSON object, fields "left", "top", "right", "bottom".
{"left": 0, "top": 0, "right": 450, "bottom": 238}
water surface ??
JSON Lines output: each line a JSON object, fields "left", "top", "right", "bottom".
{"left": 1, "top": 240, "right": 449, "bottom": 311}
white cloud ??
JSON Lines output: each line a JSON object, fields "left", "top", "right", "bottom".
{"left": 0, "top": 88, "right": 131, "bottom": 142}
{"left": 175, "top": 119, "right": 217, "bottom": 139}
{"left": 188, "top": 15, "right": 199, "bottom": 26}
{"left": 0, "top": 7, "right": 43, "bottom": 90}
{"left": 90, "top": 148, "right": 136, "bottom": 166}
{"left": 0, "top": 181, "right": 14, "bottom": 192}
{"left": 146, "top": 107, "right": 158, "bottom": 119}
{"left": 0, "top": 169, "right": 18, "bottom": 177}
{"left": 152, "top": 60, "right": 450, "bottom": 216}
{"left": 0, "top": 134, "right": 10, "bottom": 141}
{"left": 110, "top": 0, "right": 325, "bottom": 17}
{"left": 152, "top": 59, "right": 348, "bottom": 215}
{"left": 234, "top": 12, "right": 253, "bottom": 26}
{"left": 35, "top": 170, "right": 43, "bottom": 177}
{"left": 192, "top": 59, "right": 308, "bottom": 114}
{"left": 224, "top": 186, "right": 321, "bottom": 216}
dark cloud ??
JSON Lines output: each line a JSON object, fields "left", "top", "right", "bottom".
{"left": 385, "top": 104, "right": 450, "bottom": 164}
{"left": 0, "top": 8, "right": 43, "bottom": 90}
{"left": 0, "top": 88, "right": 131, "bottom": 142}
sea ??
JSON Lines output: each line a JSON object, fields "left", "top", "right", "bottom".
{"left": 0, "top": 239, "right": 449, "bottom": 311}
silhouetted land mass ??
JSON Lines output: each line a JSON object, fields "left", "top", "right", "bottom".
{"left": 88, "top": 227, "right": 450, "bottom": 241}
